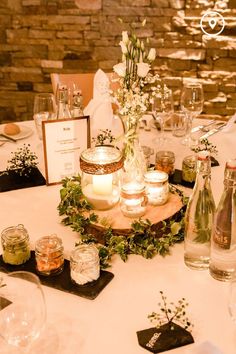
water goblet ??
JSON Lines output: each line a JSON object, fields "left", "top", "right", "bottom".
{"left": 0, "top": 271, "right": 46, "bottom": 352}
{"left": 180, "top": 82, "right": 204, "bottom": 146}
{"left": 152, "top": 87, "right": 174, "bottom": 148}
{"left": 33, "top": 93, "right": 57, "bottom": 140}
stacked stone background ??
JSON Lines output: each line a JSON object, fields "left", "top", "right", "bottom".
{"left": 0, "top": 0, "right": 236, "bottom": 122}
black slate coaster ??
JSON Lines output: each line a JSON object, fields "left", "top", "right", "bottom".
{"left": 0, "top": 167, "right": 46, "bottom": 192}
{"left": 169, "top": 169, "right": 195, "bottom": 189}
{"left": 137, "top": 323, "right": 194, "bottom": 353}
{"left": 0, "top": 252, "right": 114, "bottom": 300}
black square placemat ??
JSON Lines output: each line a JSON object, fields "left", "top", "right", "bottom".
{"left": 0, "top": 252, "right": 114, "bottom": 300}
{"left": 0, "top": 168, "right": 46, "bottom": 192}
{"left": 169, "top": 169, "right": 195, "bottom": 189}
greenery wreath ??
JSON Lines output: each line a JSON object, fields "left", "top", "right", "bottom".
{"left": 58, "top": 175, "right": 188, "bottom": 269}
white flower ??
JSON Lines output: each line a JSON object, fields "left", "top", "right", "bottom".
{"left": 136, "top": 62, "right": 150, "bottom": 78}
{"left": 119, "top": 41, "right": 128, "bottom": 54}
{"left": 122, "top": 31, "right": 129, "bottom": 45}
{"left": 147, "top": 48, "right": 156, "bottom": 62}
{"left": 113, "top": 62, "right": 126, "bottom": 77}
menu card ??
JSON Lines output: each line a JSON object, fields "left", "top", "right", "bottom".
{"left": 42, "top": 116, "right": 90, "bottom": 185}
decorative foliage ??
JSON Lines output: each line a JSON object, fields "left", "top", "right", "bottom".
{"left": 58, "top": 176, "right": 187, "bottom": 269}
{"left": 112, "top": 18, "right": 160, "bottom": 118}
{"left": 191, "top": 138, "right": 218, "bottom": 155}
{"left": 4, "top": 144, "right": 38, "bottom": 177}
{"left": 92, "top": 129, "right": 116, "bottom": 146}
{"left": 148, "top": 291, "right": 193, "bottom": 331}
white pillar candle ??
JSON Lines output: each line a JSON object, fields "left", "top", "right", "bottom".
{"left": 92, "top": 174, "right": 113, "bottom": 195}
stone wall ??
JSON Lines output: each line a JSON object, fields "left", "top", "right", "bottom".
{"left": 0, "top": 0, "right": 236, "bottom": 122}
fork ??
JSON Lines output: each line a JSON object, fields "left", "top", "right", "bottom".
{"left": 0, "top": 133, "right": 17, "bottom": 142}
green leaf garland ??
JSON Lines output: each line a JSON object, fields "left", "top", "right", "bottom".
{"left": 58, "top": 176, "right": 187, "bottom": 269}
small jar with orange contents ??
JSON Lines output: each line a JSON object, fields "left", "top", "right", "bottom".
{"left": 35, "top": 235, "right": 64, "bottom": 276}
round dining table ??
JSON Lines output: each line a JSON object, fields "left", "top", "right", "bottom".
{"left": 0, "top": 118, "right": 235, "bottom": 354}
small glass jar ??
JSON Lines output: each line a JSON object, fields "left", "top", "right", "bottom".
{"left": 120, "top": 182, "right": 147, "bottom": 218}
{"left": 1, "top": 224, "right": 31, "bottom": 265}
{"left": 142, "top": 145, "right": 154, "bottom": 169}
{"left": 80, "top": 146, "right": 123, "bottom": 210}
{"left": 182, "top": 155, "right": 197, "bottom": 183}
{"left": 155, "top": 150, "right": 175, "bottom": 175}
{"left": 70, "top": 244, "right": 100, "bottom": 285}
{"left": 144, "top": 170, "right": 169, "bottom": 206}
{"left": 35, "top": 235, "right": 64, "bottom": 276}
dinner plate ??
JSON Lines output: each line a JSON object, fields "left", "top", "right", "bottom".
{"left": 0, "top": 124, "right": 33, "bottom": 140}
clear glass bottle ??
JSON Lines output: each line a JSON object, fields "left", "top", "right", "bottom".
{"left": 71, "top": 89, "right": 84, "bottom": 118}
{"left": 1, "top": 224, "right": 31, "bottom": 265}
{"left": 56, "top": 85, "right": 71, "bottom": 119}
{"left": 209, "top": 159, "right": 236, "bottom": 281}
{"left": 184, "top": 151, "right": 215, "bottom": 270}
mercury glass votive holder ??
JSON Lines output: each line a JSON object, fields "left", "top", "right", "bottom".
{"left": 80, "top": 146, "right": 123, "bottom": 210}
{"left": 144, "top": 170, "right": 169, "bottom": 206}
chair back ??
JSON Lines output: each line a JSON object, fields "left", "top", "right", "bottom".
{"left": 51, "top": 72, "right": 95, "bottom": 107}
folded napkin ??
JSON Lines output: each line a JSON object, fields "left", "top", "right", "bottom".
{"left": 221, "top": 113, "right": 236, "bottom": 132}
{"left": 84, "top": 69, "right": 114, "bottom": 136}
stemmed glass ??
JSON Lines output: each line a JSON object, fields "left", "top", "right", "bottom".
{"left": 33, "top": 93, "right": 57, "bottom": 140}
{"left": 180, "top": 82, "right": 204, "bottom": 146}
{"left": 0, "top": 271, "right": 46, "bottom": 352}
{"left": 152, "top": 87, "right": 174, "bottom": 148}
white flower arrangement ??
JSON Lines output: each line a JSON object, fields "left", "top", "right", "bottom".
{"left": 112, "top": 20, "right": 161, "bottom": 119}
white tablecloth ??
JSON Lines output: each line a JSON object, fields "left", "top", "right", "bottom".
{"left": 0, "top": 119, "right": 236, "bottom": 354}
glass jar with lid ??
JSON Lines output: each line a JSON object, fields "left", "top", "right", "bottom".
{"left": 155, "top": 150, "right": 175, "bottom": 176}
{"left": 80, "top": 146, "right": 123, "bottom": 210}
{"left": 70, "top": 244, "right": 100, "bottom": 285}
{"left": 144, "top": 170, "right": 169, "bottom": 206}
{"left": 182, "top": 155, "right": 197, "bottom": 183}
{"left": 1, "top": 224, "right": 31, "bottom": 265}
{"left": 35, "top": 235, "right": 64, "bottom": 276}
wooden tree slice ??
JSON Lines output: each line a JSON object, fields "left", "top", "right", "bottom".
{"left": 89, "top": 193, "right": 183, "bottom": 238}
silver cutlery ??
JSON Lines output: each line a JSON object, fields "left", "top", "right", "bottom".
{"left": 0, "top": 133, "right": 17, "bottom": 142}
{"left": 200, "top": 122, "right": 227, "bottom": 140}
{"left": 191, "top": 120, "right": 215, "bottom": 133}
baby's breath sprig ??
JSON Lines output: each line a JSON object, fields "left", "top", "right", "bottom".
{"left": 148, "top": 291, "right": 193, "bottom": 331}
{"left": 191, "top": 138, "right": 218, "bottom": 155}
{"left": 5, "top": 144, "right": 38, "bottom": 177}
{"left": 92, "top": 129, "right": 115, "bottom": 146}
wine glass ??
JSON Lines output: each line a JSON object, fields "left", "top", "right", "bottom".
{"left": 152, "top": 87, "right": 174, "bottom": 148}
{"left": 33, "top": 93, "right": 57, "bottom": 140}
{"left": 0, "top": 271, "right": 46, "bottom": 352}
{"left": 228, "top": 277, "right": 236, "bottom": 325}
{"left": 180, "top": 82, "right": 204, "bottom": 146}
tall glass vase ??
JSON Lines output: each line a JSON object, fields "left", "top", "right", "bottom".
{"left": 121, "top": 113, "right": 146, "bottom": 184}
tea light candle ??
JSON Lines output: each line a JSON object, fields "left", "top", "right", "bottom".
{"left": 120, "top": 182, "right": 147, "bottom": 218}
{"left": 80, "top": 146, "right": 123, "bottom": 210}
{"left": 144, "top": 170, "right": 169, "bottom": 206}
